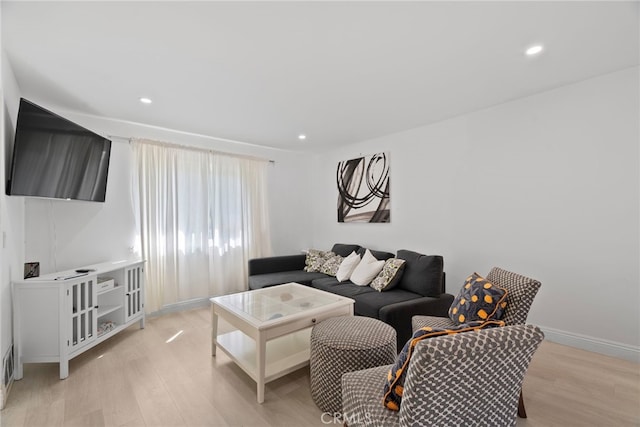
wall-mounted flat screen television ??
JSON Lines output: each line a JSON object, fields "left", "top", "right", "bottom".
{"left": 7, "top": 98, "right": 111, "bottom": 202}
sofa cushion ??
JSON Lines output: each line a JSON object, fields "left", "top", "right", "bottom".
{"left": 370, "top": 258, "right": 406, "bottom": 292}
{"left": 353, "top": 289, "right": 422, "bottom": 319}
{"left": 310, "top": 276, "right": 342, "bottom": 288}
{"left": 396, "top": 250, "right": 444, "bottom": 297}
{"left": 357, "top": 247, "right": 395, "bottom": 262}
{"left": 311, "top": 278, "right": 377, "bottom": 299}
{"left": 383, "top": 320, "right": 506, "bottom": 411}
{"left": 449, "top": 272, "right": 508, "bottom": 324}
{"left": 248, "top": 271, "right": 327, "bottom": 290}
{"left": 331, "top": 243, "right": 362, "bottom": 257}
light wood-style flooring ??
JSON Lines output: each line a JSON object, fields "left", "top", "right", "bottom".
{"left": 1, "top": 307, "right": 638, "bottom": 426}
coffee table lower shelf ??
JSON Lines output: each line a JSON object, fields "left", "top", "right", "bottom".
{"left": 216, "top": 328, "right": 312, "bottom": 383}
{"left": 210, "top": 283, "right": 355, "bottom": 403}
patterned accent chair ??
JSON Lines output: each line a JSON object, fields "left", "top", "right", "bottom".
{"left": 412, "top": 267, "right": 542, "bottom": 417}
{"left": 341, "top": 324, "right": 544, "bottom": 427}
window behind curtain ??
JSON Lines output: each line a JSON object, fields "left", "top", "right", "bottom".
{"left": 132, "top": 139, "right": 272, "bottom": 313}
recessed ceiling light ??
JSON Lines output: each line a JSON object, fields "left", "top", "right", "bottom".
{"left": 298, "top": 134, "right": 307, "bottom": 140}
{"left": 139, "top": 97, "right": 153, "bottom": 104}
{"left": 525, "top": 45, "right": 544, "bottom": 56}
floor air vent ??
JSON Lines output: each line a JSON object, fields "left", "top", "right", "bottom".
{"left": 1, "top": 345, "right": 14, "bottom": 410}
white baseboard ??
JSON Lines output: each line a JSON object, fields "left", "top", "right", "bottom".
{"left": 148, "top": 297, "right": 210, "bottom": 317}
{"left": 540, "top": 326, "right": 639, "bottom": 363}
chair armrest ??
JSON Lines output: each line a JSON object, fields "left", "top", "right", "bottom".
{"left": 398, "top": 325, "right": 544, "bottom": 426}
{"left": 378, "top": 294, "right": 455, "bottom": 349}
{"left": 248, "top": 254, "right": 307, "bottom": 276}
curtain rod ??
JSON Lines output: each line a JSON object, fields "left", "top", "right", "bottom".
{"left": 107, "top": 135, "right": 275, "bottom": 164}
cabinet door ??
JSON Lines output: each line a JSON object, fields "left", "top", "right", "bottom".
{"left": 125, "top": 265, "right": 144, "bottom": 322}
{"left": 67, "top": 277, "right": 97, "bottom": 352}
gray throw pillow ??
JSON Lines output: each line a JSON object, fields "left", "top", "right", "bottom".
{"left": 331, "top": 243, "right": 362, "bottom": 257}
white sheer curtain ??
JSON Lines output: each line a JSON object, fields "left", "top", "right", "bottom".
{"left": 132, "top": 139, "right": 272, "bottom": 313}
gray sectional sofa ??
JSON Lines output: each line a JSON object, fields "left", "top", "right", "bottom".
{"left": 248, "top": 243, "right": 455, "bottom": 348}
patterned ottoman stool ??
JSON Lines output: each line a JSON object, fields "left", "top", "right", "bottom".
{"left": 310, "top": 316, "right": 397, "bottom": 414}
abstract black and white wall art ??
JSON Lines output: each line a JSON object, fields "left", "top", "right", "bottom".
{"left": 337, "top": 152, "right": 390, "bottom": 223}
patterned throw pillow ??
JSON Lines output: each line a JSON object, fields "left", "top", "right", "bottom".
{"left": 448, "top": 272, "right": 508, "bottom": 324}
{"left": 370, "top": 258, "right": 406, "bottom": 292}
{"left": 383, "top": 320, "right": 506, "bottom": 411}
{"left": 319, "top": 254, "right": 344, "bottom": 276}
{"left": 304, "top": 249, "right": 334, "bottom": 272}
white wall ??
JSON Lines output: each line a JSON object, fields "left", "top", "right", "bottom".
{"left": 23, "top": 141, "right": 138, "bottom": 272}
{"left": 0, "top": 1, "right": 5, "bottom": 377}
{"left": 1, "top": 52, "right": 25, "bottom": 366}
{"left": 311, "top": 67, "right": 640, "bottom": 360}
{"left": 19, "top": 109, "right": 314, "bottom": 275}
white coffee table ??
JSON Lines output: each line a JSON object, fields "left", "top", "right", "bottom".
{"left": 210, "top": 282, "right": 354, "bottom": 403}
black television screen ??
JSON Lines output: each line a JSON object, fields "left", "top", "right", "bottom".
{"left": 7, "top": 98, "right": 111, "bottom": 202}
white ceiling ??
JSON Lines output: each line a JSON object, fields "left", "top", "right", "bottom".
{"left": 2, "top": 1, "right": 638, "bottom": 151}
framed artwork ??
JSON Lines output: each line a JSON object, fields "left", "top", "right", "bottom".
{"left": 337, "top": 152, "right": 390, "bottom": 223}
{"left": 24, "top": 262, "right": 40, "bottom": 279}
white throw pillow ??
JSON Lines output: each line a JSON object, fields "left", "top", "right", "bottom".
{"left": 336, "top": 251, "right": 361, "bottom": 282}
{"left": 350, "top": 249, "right": 385, "bottom": 286}
{"left": 359, "top": 248, "right": 377, "bottom": 265}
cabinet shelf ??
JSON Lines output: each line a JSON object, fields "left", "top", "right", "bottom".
{"left": 97, "top": 323, "right": 119, "bottom": 338}
{"left": 97, "top": 284, "right": 120, "bottom": 296}
{"left": 97, "top": 304, "right": 122, "bottom": 317}
{"left": 96, "top": 323, "right": 131, "bottom": 343}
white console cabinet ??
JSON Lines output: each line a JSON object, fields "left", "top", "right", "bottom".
{"left": 12, "top": 260, "right": 145, "bottom": 379}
